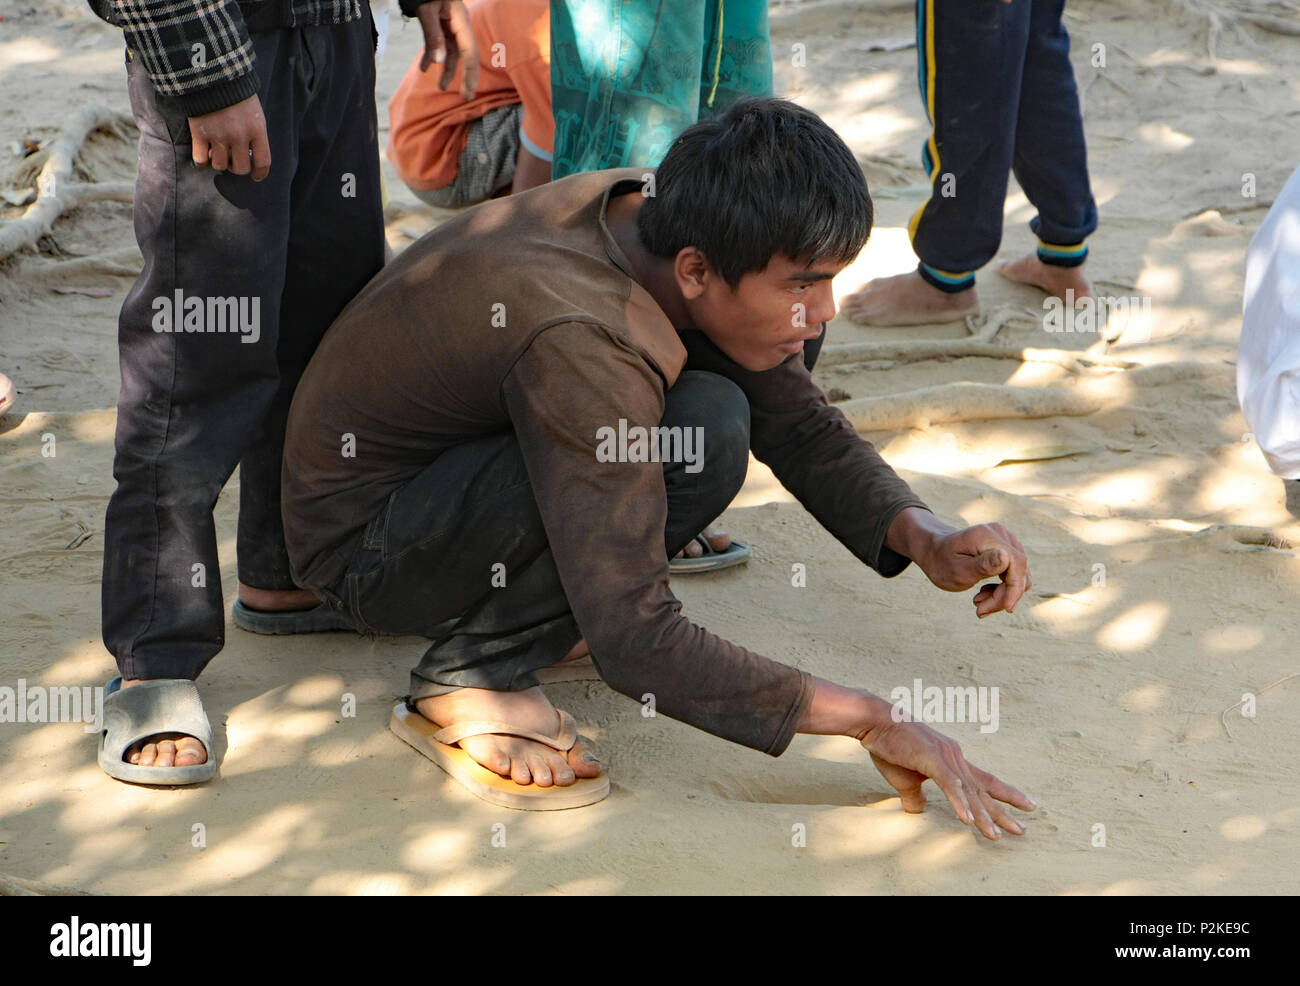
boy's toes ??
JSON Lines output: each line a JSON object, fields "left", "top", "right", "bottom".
{"left": 509, "top": 757, "right": 533, "bottom": 786}
{"left": 549, "top": 752, "right": 576, "bottom": 786}
{"left": 527, "top": 755, "right": 554, "bottom": 787}
{"left": 703, "top": 529, "right": 731, "bottom": 552}
{"left": 132, "top": 741, "right": 157, "bottom": 766}
{"left": 568, "top": 738, "right": 602, "bottom": 778}
{"left": 154, "top": 739, "right": 176, "bottom": 768}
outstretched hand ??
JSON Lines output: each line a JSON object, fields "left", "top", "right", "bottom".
{"left": 859, "top": 717, "right": 1036, "bottom": 841}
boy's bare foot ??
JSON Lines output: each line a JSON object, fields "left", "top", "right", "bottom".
{"left": 673, "top": 526, "right": 731, "bottom": 560}
{"left": 558, "top": 639, "right": 591, "bottom": 663}
{"left": 415, "top": 686, "right": 602, "bottom": 788}
{"left": 118, "top": 678, "right": 209, "bottom": 768}
{"left": 841, "top": 270, "right": 978, "bottom": 326}
{"left": 997, "top": 253, "right": 1093, "bottom": 300}
{"left": 236, "top": 581, "right": 321, "bottom": 612}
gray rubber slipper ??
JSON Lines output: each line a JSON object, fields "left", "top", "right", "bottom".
{"left": 98, "top": 677, "right": 217, "bottom": 786}
{"left": 232, "top": 598, "right": 355, "bottom": 634}
{"left": 669, "top": 535, "right": 753, "bottom": 574}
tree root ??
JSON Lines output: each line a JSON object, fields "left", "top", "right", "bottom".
{"left": 1221, "top": 672, "right": 1300, "bottom": 740}
{"left": 24, "top": 246, "right": 143, "bottom": 279}
{"left": 1155, "top": 523, "right": 1293, "bottom": 551}
{"left": 0, "top": 106, "right": 135, "bottom": 263}
{"left": 822, "top": 304, "right": 1135, "bottom": 372}
{"left": 1171, "top": 0, "right": 1300, "bottom": 57}
{"left": 0, "top": 871, "right": 97, "bottom": 896}
{"left": 839, "top": 361, "right": 1233, "bottom": 431}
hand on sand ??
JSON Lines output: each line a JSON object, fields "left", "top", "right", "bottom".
{"left": 917, "top": 522, "right": 1031, "bottom": 618}
{"left": 859, "top": 717, "right": 1036, "bottom": 840}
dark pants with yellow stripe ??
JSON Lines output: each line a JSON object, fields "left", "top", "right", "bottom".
{"left": 909, "top": 0, "right": 1097, "bottom": 292}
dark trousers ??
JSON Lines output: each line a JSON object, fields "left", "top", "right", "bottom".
{"left": 910, "top": 0, "right": 1098, "bottom": 291}
{"left": 102, "top": 16, "right": 385, "bottom": 682}
{"left": 317, "top": 371, "right": 751, "bottom": 700}
{"left": 317, "top": 331, "right": 824, "bottom": 700}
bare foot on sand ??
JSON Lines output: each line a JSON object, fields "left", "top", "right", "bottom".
{"left": 415, "top": 686, "right": 603, "bottom": 787}
{"left": 841, "top": 270, "right": 978, "bottom": 326}
{"left": 119, "top": 679, "right": 209, "bottom": 768}
{"left": 997, "top": 253, "right": 1093, "bottom": 300}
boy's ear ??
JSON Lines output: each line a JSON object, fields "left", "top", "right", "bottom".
{"left": 673, "top": 247, "right": 712, "bottom": 300}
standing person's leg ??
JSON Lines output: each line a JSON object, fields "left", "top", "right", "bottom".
{"left": 318, "top": 370, "right": 750, "bottom": 785}
{"left": 549, "top": 0, "right": 709, "bottom": 177}
{"left": 100, "top": 30, "right": 314, "bottom": 776}
{"left": 842, "top": 0, "right": 1031, "bottom": 327}
{"left": 695, "top": 0, "right": 773, "bottom": 120}
{"left": 997, "top": 0, "right": 1098, "bottom": 298}
{"left": 235, "top": 13, "right": 386, "bottom": 628}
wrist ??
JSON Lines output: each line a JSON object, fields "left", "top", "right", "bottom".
{"left": 800, "top": 678, "right": 896, "bottom": 740}
{"left": 850, "top": 694, "right": 897, "bottom": 744}
{"left": 885, "top": 505, "right": 954, "bottom": 569}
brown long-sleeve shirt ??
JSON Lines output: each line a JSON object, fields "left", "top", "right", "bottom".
{"left": 282, "top": 168, "right": 929, "bottom": 756}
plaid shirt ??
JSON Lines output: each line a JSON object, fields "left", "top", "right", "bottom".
{"left": 88, "top": 1, "right": 397, "bottom": 116}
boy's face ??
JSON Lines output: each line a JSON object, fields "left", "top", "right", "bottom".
{"left": 678, "top": 252, "right": 846, "bottom": 372}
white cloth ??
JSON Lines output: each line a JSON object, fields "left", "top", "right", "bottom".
{"left": 370, "top": 0, "right": 391, "bottom": 63}
{"left": 1239, "top": 165, "right": 1300, "bottom": 479}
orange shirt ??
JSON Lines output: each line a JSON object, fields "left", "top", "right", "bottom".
{"left": 388, "top": 0, "right": 551, "bottom": 191}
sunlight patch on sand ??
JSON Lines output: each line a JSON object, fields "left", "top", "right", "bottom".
{"left": 1117, "top": 682, "right": 1168, "bottom": 713}
{"left": 1098, "top": 602, "right": 1169, "bottom": 652}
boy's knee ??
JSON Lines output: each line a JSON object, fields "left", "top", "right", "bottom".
{"left": 666, "top": 370, "right": 750, "bottom": 498}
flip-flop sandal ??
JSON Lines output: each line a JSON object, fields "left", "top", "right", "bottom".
{"left": 98, "top": 677, "right": 218, "bottom": 786}
{"left": 669, "top": 534, "right": 753, "bottom": 574}
{"left": 534, "top": 655, "right": 604, "bottom": 684}
{"left": 232, "top": 598, "right": 356, "bottom": 634}
{"left": 389, "top": 702, "right": 609, "bottom": 810}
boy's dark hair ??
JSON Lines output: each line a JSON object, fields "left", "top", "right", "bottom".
{"left": 636, "top": 97, "right": 873, "bottom": 288}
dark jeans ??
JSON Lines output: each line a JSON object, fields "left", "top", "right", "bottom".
{"left": 317, "top": 370, "right": 753, "bottom": 700}
{"left": 910, "top": 0, "right": 1098, "bottom": 287}
{"left": 101, "top": 15, "right": 385, "bottom": 681}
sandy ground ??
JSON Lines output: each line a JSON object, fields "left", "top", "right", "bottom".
{"left": 1, "top": 0, "right": 1298, "bottom": 895}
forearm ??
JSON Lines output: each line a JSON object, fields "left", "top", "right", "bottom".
{"left": 797, "top": 678, "right": 895, "bottom": 741}
{"left": 675, "top": 329, "right": 931, "bottom": 574}
{"left": 111, "top": 0, "right": 259, "bottom": 115}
